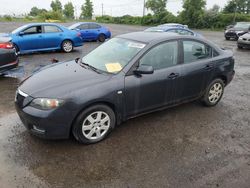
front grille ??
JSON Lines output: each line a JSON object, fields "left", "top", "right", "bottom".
{"left": 226, "top": 32, "right": 237, "bottom": 37}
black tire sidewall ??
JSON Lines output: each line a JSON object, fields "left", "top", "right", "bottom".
{"left": 202, "top": 79, "right": 225, "bottom": 107}
{"left": 72, "top": 104, "right": 116, "bottom": 144}
{"left": 62, "top": 40, "right": 73, "bottom": 53}
{"left": 98, "top": 34, "right": 105, "bottom": 42}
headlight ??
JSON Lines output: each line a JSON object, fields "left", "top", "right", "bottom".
{"left": 239, "top": 37, "right": 243, "bottom": 40}
{"left": 30, "top": 98, "right": 64, "bottom": 110}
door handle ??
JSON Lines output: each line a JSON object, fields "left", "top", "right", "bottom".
{"left": 168, "top": 73, "right": 179, "bottom": 79}
{"left": 204, "top": 63, "right": 214, "bottom": 71}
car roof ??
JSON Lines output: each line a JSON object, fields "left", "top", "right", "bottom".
{"left": 117, "top": 31, "right": 179, "bottom": 43}
{"left": 22, "top": 23, "right": 62, "bottom": 27}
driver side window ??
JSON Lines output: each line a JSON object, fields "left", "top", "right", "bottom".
{"left": 139, "top": 41, "right": 178, "bottom": 70}
{"left": 23, "top": 26, "right": 42, "bottom": 35}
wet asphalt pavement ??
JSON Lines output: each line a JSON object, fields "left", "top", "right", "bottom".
{"left": 0, "top": 22, "right": 250, "bottom": 188}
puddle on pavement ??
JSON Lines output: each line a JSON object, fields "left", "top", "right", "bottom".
{"left": 0, "top": 77, "right": 19, "bottom": 117}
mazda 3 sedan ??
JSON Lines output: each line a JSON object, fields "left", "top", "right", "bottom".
{"left": 0, "top": 23, "right": 83, "bottom": 54}
{"left": 15, "top": 32, "right": 235, "bottom": 144}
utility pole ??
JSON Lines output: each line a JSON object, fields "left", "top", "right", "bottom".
{"left": 233, "top": 0, "right": 237, "bottom": 24}
{"left": 102, "top": 3, "right": 104, "bottom": 16}
{"left": 143, "top": 0, "right": 146, "bottom": 17}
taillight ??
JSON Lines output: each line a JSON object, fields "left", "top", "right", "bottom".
{"left": 76, "top": 32, "right": 81, "bottom": 37}
{"left": 0, "top": 42, "right": 13, "bottom": 49}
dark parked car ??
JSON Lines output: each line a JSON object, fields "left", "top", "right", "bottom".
{"left": 224, "top": 22, "right": 250, "bottom": 40}
{"left": 0, "top": 37, "right": 18, "bottom": 74}
{"left": 69, "top": 22, "right": 111, "bottom": 42}
{"left": 15, "top": 32, "right": 235, "bottom": 144}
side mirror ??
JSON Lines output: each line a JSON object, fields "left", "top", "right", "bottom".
{"left": 134, "top": 65, "right": 154, "bottom": 75}
{"left": 19, "top": 31, "right": 25, "bottom": 36}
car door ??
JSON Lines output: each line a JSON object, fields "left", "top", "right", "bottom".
{"left": 78, "top": 23, "right": 91, "bottom": 40}
{"left": 42, "top": 25, "right": 63, "bottom": 49}
{"left": 124, "top": 40, "right": 182, "bottom": 117}
{"left": 178, "top": 40, "right": 215, "bottom": 101}
{"left": 88, "top": 23, "right": 102, "bottom": 40}
{"left": 16, "top": 26, "right": 43, "bottom": 51}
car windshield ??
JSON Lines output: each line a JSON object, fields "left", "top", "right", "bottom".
{"left": 11, "top": 25, "right": 28, "bottom": 34}
{"left": 234, "top": 23, "right": 250, "bottom": 30}
{"left": 82, "top": 38, "right": 146, "bottom": 74}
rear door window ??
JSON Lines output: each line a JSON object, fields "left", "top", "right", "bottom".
{"left": 183, "top": 40, "right": 212, "bottom": 63}
{"left": 78, "top": 24, "right": 89, "bottom": 30}
{"left": 88, "top": 23, "right": 101, "bottom": 29}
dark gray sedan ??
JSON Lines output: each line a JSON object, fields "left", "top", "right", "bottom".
{"left": 15, "top": 32, "right": 235, "bottom": 144}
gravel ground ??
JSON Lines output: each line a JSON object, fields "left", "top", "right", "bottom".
{"left": 0, "top": 22, "right": 250, "bottom": 188}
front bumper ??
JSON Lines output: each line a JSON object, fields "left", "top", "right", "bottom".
{"left": 15, "top": 90, "right": 74, "bottom": 139}
{"left": 237, "top": 39, "right": 250, "bottom": 48}
{"left": 225, "top": 31, "right": 246, "bottom": 39}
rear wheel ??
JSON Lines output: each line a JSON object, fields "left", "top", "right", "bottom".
{"left": 61, "top": 40, "right": 73, "bottom": 53}
{"left": 72, "top": 104, "right": 116, "bottom": 144}
{"left": 202, "top": 79, "right": 224, "bottom": 107}
{"left": 98, "top": 34, "right": 106, "bottom": 42}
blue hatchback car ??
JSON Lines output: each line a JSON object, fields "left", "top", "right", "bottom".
{"left": 3, "top": 23, "right": 83, "bottom": 54}
{"left": 68, "top": 22, "right": 111, "bottom": 42}
{"left": 145, "top": 26, "right": 203, "bottom": 38}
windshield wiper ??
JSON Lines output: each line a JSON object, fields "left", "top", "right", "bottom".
{"left": 75, "top": 58, "right": 102, "bottom": 74}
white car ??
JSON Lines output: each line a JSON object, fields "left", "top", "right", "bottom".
{"left": 237, "top": 32, "right": 250, "bottom": 49}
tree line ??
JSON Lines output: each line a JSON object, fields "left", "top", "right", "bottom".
{"left": 96, "top": 0, "right": 250, "bottom": 29}
{"left": 29, "top": 0, "right": 94, "bottom": 20}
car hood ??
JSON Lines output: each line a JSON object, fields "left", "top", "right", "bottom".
{"left": 227, "top": 28, "right": 248, "bottom": 32}
{"left": 241, "top": 33, "right": 250, "bottom": 39}
{"left": 19, "top": 61, "right": 112, "bottom": 98}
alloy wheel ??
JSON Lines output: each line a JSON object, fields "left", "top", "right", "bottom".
{"left": 63, "top": 41, "right": 73, "bottom": 52}
{"left": 208, "top": 82, "right": 223, "bottom": 104}
{"left": 82, "top": 111, "right": 111, "bottom": 140}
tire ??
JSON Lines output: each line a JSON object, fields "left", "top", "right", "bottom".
{"left": 13, "top": 44, "right": 19, "bottom": 55}
{"left": 238, "top": 45, "right": 243, "bottom": 49}
{"left": 98, "top": 34, "right": 106, "bottom": 42}
{"left": 225, "top": 37, "right": 230, "bottom": 40}
{"left": 72, "top": 104, "right": 116, "bottom": 144}
{"left": 202, "top": 79, "right": 225, "bottom": 107}
{"left": 61, "top": 40, "right": 73, "bottom": 53}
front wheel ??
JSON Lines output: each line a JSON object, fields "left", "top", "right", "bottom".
{"left": 72, "top": 105, "right": 116, "bottom": 144}
{"left": 61, "top": 40, "right": 73, "bottom": 53}
{"left": 202, "top": 79, "right": 224, "bottom": 107}
{"left": 225, "top": 37, "right": 230, "bottom": 40}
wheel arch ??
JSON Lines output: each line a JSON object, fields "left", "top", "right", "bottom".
{"left": 69, "top": 101, "right": 119, "bottom": 135}
{"left": 61, "top": 39, "right": 74, "bottom": 47}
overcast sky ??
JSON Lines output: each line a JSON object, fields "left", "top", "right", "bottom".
{"left": 0, "top": 0, "right": 229, "bottom": 17}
